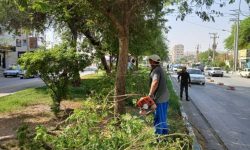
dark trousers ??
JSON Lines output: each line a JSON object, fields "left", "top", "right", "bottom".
{"left": 180, "top": 84, "right": 188, "bottom": 100}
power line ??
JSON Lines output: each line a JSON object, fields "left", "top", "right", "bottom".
{"left": 209, "top": 33, "right": 219, "bottom": 62}
{"left": 184, "top": 20, "right": 230, "bottom": 32}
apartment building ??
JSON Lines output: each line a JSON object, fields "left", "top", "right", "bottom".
{"left": 171, "top": 44, "right": 184, "bottom": 63}
{"left": 0, "top": 30, "right": 38, "bottom": 69}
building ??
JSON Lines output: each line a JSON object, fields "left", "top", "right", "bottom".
{"left": 171, "top": 44, "right": 184, "bottom": 63}
{"left": 239, "top": 49, "right": 250, "bottom": 69}
{"left": 168, "top": 52, "right": 172, "bottom": 62}
{"left": 0, "top": 30, "right": 38, "bottom": 69}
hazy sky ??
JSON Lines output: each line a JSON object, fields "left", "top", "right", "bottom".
{"left": 166, "top": 0, "right": 250, "bottom": 54}
{"left": 45, "top": 1, "right": 250, "bottom": 53}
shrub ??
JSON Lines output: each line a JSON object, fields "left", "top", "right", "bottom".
{"left": 18, "top": 101, "right": 191, "bottom": 150}
{"left": 18, "top": 44, "right": 91, "bottom": 115}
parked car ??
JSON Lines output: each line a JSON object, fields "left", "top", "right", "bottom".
{"left": 83, "top": 66, "right": 98, "bottom": 72}
{"left": 192, "top": 63, "right": 205, "bottom": 72}
{"left": 208, "top": 67, "right": 224, "bottom": 77}
{"left": 81, "top": 66, "right": 98, "bottom": 76}
{"left": 187, "top": 68, "right": 205, "bottom": 85}
{"left": 240, "top": 68, "right": 250, "bottom": 78}
{"left": 176, "top": 66, "right": 183, "bottom": 74}
{"left": 172, "top": 65, "right": 178, "bottom": 72}
{"left": 204, "top": 66, "right": 212, "bottom": 75}
{"left": 19, "top": 70, "right": 35, "bottom": 79}
{"left": 3, "top": 65, "right": 22, "bottom": 77}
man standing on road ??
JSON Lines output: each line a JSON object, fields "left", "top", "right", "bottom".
{"left": 148, "top": 54, "right": 169, "bottom": 135}
{"left": 178, "top": 66, "right": 191, "bottom": 101}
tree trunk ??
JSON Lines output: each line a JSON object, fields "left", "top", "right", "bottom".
{"left": 100, "top": 54, "right": 111, "bottom": 74}
{"left": 109, "top": 54, "right": 113, "bottom": 71}
{"left": 115, "top": 55, "right": 119, "bottom": 70}
{"left": 70, "top": 28, "right": 81, "bottom": 87}
{"left": 82, "top": 30, "right": 111, "bottom": 74}
{"left": 114, "top": 29, "right": 129, "bottom": 116}
{"left": 135, "top": 55, "right": 139, "bottom": 70}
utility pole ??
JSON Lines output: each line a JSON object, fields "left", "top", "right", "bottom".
{"left": 230, "top": 0, "right": 241, "bottom": 72}
{"left": 209, "top": 33, "right": 219, "bottom": 62}
{"left": 196, "top": 44, "right": 200, "bottom": 62}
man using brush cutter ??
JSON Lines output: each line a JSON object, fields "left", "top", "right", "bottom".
{"left": 146, "top": 54, "right": 169, "bottom": 135}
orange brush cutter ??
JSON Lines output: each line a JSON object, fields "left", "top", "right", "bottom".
{"left": 136, "top": 96, "right": 157, "bottom": 115}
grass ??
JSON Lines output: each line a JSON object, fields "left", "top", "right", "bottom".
{"left": 166, "top": 75, "right": 187, "bottom": 134}
{"left": 0, "top": 72, "right": 108, "bottom": 114}
{"left": 167, "top": 75, "right": 181, "bottom": 113}
{"left": 0, "top": 70, "right": 186, "bottom": 134}
{"left": 0, "top": 70, "right": 191, "bottom": 149}
{"left": 0, "top": 87, "right": 51, "bottom": 113}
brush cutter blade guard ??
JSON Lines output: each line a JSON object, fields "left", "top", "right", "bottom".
{"left": 137, "top": 96, "right": 157, "bottom": 115}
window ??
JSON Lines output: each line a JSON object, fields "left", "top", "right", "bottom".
{"left": 18, "top": 51, "right": 26, "bottom": 58}
{"left": 213, "top": 68, "right": 221, "bottom": 70}
{"left": 16, "top": 39, "right": 21, "bottom": 47}
{"left": 23, "top": 39, "right": 27, "bottom": 46}
{"left": 188, "top": 69, "right": 202, "bottom": 74}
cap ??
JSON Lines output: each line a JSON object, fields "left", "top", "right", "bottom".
{"left": 148, "top": 54, "right": 161, "bottom": 62}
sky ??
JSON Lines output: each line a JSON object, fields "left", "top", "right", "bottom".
{"left": 166, "top": 0, "right": 250, "bottom": 54}
{"left": 45, "top": 0, "right": 250, "bottom": 53}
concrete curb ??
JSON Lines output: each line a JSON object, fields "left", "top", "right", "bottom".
{"left": 207, "top": 77, "right": 236, "bottom": 91}
{"left": 169, "top": 76, "right": 202, "bottom": 150}
{"left": 217, "top": 82, "right": 224, "bottom": 86}
{"left": 226, "top": 86, "right": 235, "bottom": 90}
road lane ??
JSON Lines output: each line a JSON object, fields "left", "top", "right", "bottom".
{"left": 0, "top": 77, "right": 44, "bottom": 97}
{"left": 0, "top": 71, "right": 96, "bottom": 97}
{"left": 207, "top": 73, "right": 250, "bottom": 88}
{"left": 172, "top": 74, "right": 250, "bottom": 150}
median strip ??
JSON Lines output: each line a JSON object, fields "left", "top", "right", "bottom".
{"left": 226, "top": 86, "right": 236, "bottom": 90}
{"left": 217, "top": 82, "right": 224, "bottom": 86}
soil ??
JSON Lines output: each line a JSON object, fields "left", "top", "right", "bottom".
{"left": 0, "top": 101, "right": 83, "bottom": 150}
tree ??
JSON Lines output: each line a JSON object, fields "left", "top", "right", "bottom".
{"left": 86, "top": 0, "right": 234, "bottom": 116}
{"left": 198, "top": 49, "right": 229, "bottom": 68}
{"left": 25, "top": 0, "right": 110, "bottom": 84}
{"left": 18, "top": 44, "right": 91, "bottom": 115}
{"left": 0, "top": 0, "right": 46, "bottom": 33}
{"left": 198, "top": 49, "right": 214, "bottom": 65}
{"left": 5, "top": 0, "right": 248, "bottom": 117}
{"left": 225, "top": 17, "right": 250, "bottom": 50}
{"left": 85, "top": 0, "right": 169, "bottom": 116}
{"left": 129, "top": 12, "right": 168, "bottom": 69}
{"left": 0, "top": 0, "right": 111, "bottom": 77}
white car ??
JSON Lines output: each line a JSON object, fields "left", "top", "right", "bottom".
{"left": 240, "top": 68, "right": 250, "bottom": 78}
{"left": 187, "top": 68, "right": 205, "bottom": 85}
{"left": 172, "top": 66, "right": 178, "bottom": 72}
{"left": 208, "top": 67, "right": 224, "bottom": 77}
{"left": 19, "top": 70, "right": 35, "bottom": 79}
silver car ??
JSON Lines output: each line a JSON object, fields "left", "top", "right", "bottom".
{"left": 208, "top": 67, "right": 224, "bottom": 77}
{"left": 3, "top": 66, "right": 22, "bottom": 77}
{"left": 187, "top": 68, "right": 205, "bottom": 85}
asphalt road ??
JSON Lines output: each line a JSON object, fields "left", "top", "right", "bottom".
{"left": 0, "top": 77, "right": 44, "bottom": 97}
{"left": 0, "top": 71, "right": 96, "bottom": 97}
{"left": 172, "top": 73, "right": 250, "bottom": 150}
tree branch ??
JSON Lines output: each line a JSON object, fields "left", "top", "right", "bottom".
{"left": 127, "top": 0, "right": 146, "bottom": 20}
{"left": 87, "top": 0, "right": 123, "bottom": 33}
